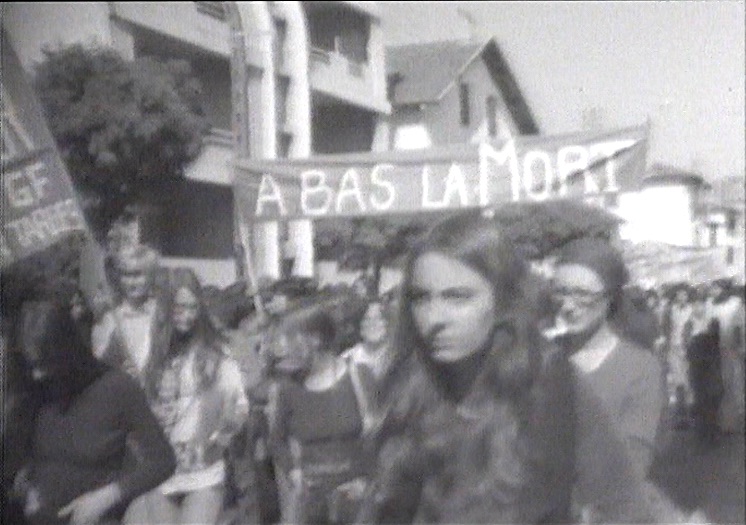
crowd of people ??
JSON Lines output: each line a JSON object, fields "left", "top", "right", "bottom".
{"left": 642, "top": 278, "right": 745, "bottom": 442}
{"left": 3, "top": 210, "right": 744, "bottom": 525}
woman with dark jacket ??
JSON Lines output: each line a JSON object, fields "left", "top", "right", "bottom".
{"left": 12, "top": 299, "right": 175, "bottom": 525}
{"left": 685, "top": 295, "right": 723, "bottom": 446}
{"left": 357, "top": 212, "right": 688, "bottom": 524}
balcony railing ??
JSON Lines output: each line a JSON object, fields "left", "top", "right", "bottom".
{"left": 311, "top": 47, "right": 332, "bottom": 65}
{"left": 309, "top": 46, "right": 389, "bottom": 113}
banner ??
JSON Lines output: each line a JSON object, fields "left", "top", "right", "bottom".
{"left": 1, "top": 30, "right": 88, "bottom": 268}
{"left": 234, "top": 125, "right": 648, "bottom": 222}
{"left": 623, "top": 241, "right": 731, "bottom": 287}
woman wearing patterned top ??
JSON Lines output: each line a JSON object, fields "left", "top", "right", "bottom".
{"left": 125, "top": 268, "right": 248, "bottom": 525}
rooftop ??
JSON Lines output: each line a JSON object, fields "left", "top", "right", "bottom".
{"left": 386, "top": 37, "right": 539, "bottom": 134}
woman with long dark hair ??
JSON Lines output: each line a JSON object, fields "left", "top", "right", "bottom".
{"left": 125, "top": 268, "right": 248, "bottom": 525}
{"left": 357, "top": 211, "right": 687, "bottom": 524}
{"left": 13, "top": 299, "right": 175, "bottom": 525}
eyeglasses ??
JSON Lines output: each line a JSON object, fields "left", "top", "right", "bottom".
{"left": 551, "top": 286, "right": 607, "bottom": 308}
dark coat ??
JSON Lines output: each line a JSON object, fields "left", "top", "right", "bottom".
{"left": 358, "top": 347, "right": 672, "bottom": 524}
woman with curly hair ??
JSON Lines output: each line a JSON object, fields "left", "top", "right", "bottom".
{"left": 357, "top": 211, "right": 690, "bottom": 524}
{"left": 125, "top": 268, "right": 248, "bottom": 525}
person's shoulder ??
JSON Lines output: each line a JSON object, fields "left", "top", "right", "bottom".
{"left": 616, "top": 337, "right": 662, "bottom": 369}
{"left": 95, "top": 366, "right": 144, "bottom": 396}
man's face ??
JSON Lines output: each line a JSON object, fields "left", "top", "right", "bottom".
{"left": 119, "top": 263, "right": 150, "bottom": 304}
{"left": 551, "top": 263, "right": 610, "bottom": 336}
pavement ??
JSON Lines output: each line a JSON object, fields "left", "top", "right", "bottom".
{"left": 650, "top": 410, "right": 745, "bottom": 524}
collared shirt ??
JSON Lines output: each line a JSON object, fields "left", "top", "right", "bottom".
{"left": 571, "top": 331, "right": 619, "bottom": 374}
{"left": 116, "top": 299, "right": 157, "bottom": 372}
{"left": 93, "top": 299, "right": 157, "bottom": 374}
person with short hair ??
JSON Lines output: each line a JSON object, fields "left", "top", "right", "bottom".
{"left": 667, "top": 284, "right": 696, "bottom": 423}
{"left": 268, "top": 305, "right": 368, "bottom": 524}
{"left": 708, "top": 279, "right": 745, "bottom": 434}
{"left": 92, "top": 244, "right": 170, "bottom": 394}
{"left": 549, "top": 237, "right": 666, "bottom": 477}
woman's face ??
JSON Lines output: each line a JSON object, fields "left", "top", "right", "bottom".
{"left": 551, "top": 263, "right": 609, "bottom": 335}
{"left": 271, "top": 331, "right": 313, "bottom": 376}
{"left": 360, "top": 302, "right": 387, "bottom": 347}
{"left": 173, "top": 287, "right": 199, "bottom": 334}
{"left": 410, "top": 252, "right": 496, "bottom": 363}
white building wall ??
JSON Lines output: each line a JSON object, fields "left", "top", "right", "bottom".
{"left": 390, "top": 56, "right": 519, "bottom": 151}
{"left": 4, "top": 3, "right": 113, "bottom": 68}
{"left": 617, "top": 184, "right": 695, "bottom": 246}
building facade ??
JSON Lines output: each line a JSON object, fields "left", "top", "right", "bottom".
{"left": 615, "top": 163, "right": 745, "bottom": 284}
{"left": 704, "top": 175, "right": 746, "bottom": 282}
{"left": 3, "top": 1, "right": 388, "bottom": 288}
{"left": 384, "top": 37, "right": 538, "bottom": 151}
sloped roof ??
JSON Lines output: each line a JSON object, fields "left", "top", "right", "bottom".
{"left": 386, "top": 40, "right": 482, "bottom": 105}
{"left": 643, "top": 163, "right": 710, "bottom": 188}
{"left": 386, "top": 38, "right": 539, "bottom": 134}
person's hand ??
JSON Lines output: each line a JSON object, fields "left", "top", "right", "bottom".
{"left": 58, "top": 483, "right": 121, "bottom": 525}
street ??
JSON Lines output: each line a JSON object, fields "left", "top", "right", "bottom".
{"left": 651, "top": 411, "right": 745, "bottom": 524}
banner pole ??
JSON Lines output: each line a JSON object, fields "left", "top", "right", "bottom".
{"left": 237, "top": 215, "right": 265, "bottom": 317}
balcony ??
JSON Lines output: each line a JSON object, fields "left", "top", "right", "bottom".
{"left": 309, "top": 47, "right": 389, "bottom": 113}
{"left": 185, "top": 128, "right": 234, "bottom": 185}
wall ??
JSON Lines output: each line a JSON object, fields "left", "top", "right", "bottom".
{"left": 4, "top": 3, "right": 113, "bottom": 68}
{"left": 425, "top": 55, "right": 519, "bottom": 145}
{"left": 617, "top": 184, "right": 695, "bottom": 246}
{"left": 312, "top": 103, "right": 376, "bottom": 153}
{"left": 389, "top": 54, "right": 519, "bottom": 150}
{"left": 109, "top": 2, "right": 231, "bottom": 57}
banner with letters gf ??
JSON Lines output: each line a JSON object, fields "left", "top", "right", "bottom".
{"left": 1, "top": 30, "right": 88, "bottom": 268}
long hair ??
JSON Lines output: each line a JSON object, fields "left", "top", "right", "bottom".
{"left": 18, "top": 299, "right": 107, "bottom": 410}
{"left": 384, "top": 211, "right": 544, "bottom": 406}
{"left": 365, "top": 212, "right": 570, "bottom": 522}
{"left": 156, "top": 268, "right": 227, "bottom": 394}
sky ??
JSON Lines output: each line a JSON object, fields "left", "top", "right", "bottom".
{"left": 380, "top": 1, "right": 745, "bottom": 181}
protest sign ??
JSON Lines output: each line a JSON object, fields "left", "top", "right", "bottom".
{"left": 1, "top": 30, "right": 88, "bottom": 268}
{"left": 233, "top": 125, "right": 648, "bottom": 223}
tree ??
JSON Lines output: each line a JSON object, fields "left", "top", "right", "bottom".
{"left": 315, "top": 217, "right": 426, "bottom": 295}
{"left": 33, "top": 44, "right": 211, "bottom": 238}
{"left": 490, "top": 198, "right": 623, "bottom": 259}
{"left": 316, "top": 200, "right": 622, "bottom": 294}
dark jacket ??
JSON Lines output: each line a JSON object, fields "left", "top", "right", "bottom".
{"left": 358, "top": 347, "right": 675, "bottom": 524}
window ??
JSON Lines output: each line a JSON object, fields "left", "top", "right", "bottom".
{"left": 486, "top": 95, "right": 498, "bottom": 137}
{"left": 275, "top": 76, "right": 290, "bottom": 129}
{"left": 709, "top": 223, "right": 718, "bottom": 247}
{"left": 459, "top": 83, "right": 470, "bottom": 127}
{"left": 727, "top": 213, "right": 736, "bottom": 234}
{"left": 727, "top": 246, "right": 735, "bottom": 265}
{"left": 277, "top": 132, "right": 293, "bottom": 158}
{"left": 273, "top": 17, "right": 287, "bottom": 70}
{"left": 195, "top": 1, "right": 226, "bottom": 20}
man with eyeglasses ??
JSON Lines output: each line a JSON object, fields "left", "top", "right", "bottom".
{"left": 547, "top": 237, "right": 666, "bottom": 479}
